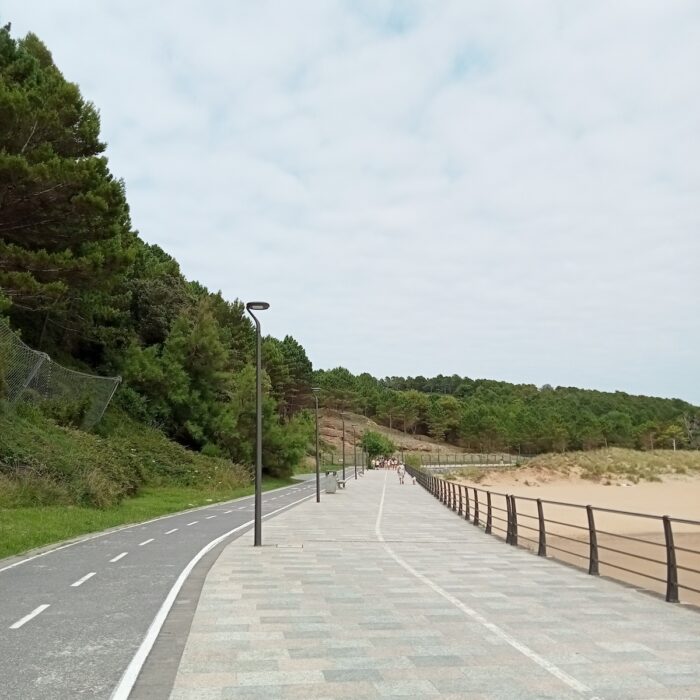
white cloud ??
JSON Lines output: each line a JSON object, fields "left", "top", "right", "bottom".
{"left": 3, "top": 0, "right": 699, "bottom": 402}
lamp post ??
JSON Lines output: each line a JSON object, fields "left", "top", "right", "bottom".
{"left": 341, "top": 411, "right": 346, "bottom": 480}
{"left": 353, "top": 426, "right": 357, "bottom": 479}
{"left": 245, "top": 301, "right": 269, "bottom": 547}
{"left": 312, "top": 387, "right": 321, "bottom": 503}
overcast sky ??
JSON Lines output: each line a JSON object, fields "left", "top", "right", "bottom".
{"left": 4, "top": 1, "right": 699, "bottom": 404}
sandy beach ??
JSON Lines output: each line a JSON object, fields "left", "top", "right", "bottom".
{"left": 455, "top": 468, "right": 700, "bottom": 606}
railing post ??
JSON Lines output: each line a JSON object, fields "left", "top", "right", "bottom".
{"left": 485, "top": 491, "right": 492, "bottom": 534}
{"left": 662, "top": 516, "right": 679, "bottom": 603}
{"left": 452, "top": 483, "right": 457, "bottom": 511}
{"left": 464, "top": 485, "right": 470, "bottom": 521}
{"left": 473, "top": 488, "right": 480, "bottom": 527}
{"left": 537, "top": 498, "right": 547, "bottom": 557}
{"left": 506, "top": 495, "right": 512, "bottom": 544}
{"left": 586, "top": 505, "right": 599, "bottom": 575}
{"left": 510, "top": 495, "right": 518, "bottom": 546}
{"left": 458, "top": 485, "right": 464, "bottom": 516}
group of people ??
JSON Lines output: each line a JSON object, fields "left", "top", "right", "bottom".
{"left": 371, "top": 456, "right": 413, "bottom": 485}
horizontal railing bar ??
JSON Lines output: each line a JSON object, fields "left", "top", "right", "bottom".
{"left": 676, "top": 563, "right": 700, "bottom": 574}
{"left": 546, "top": 543, "right": 587, "bottom": 559}
{"left": 517, "top": 523, "right": 540, "bottom": 533}
{"left": 669, "top": 516, "right": 700, "bottom": 526}
{"left": 516, "top": 535, "right": 538, "bottom": 546}
{"left": 595, "top": 544, "right": 666, "bottom": 567}
{"left": 597, "top": 560, "right": 667, "bottom": 583}
{"left": 490, "top": 515, "right": 508, "bottom": 524}
{"left": 673, "top": 544, "right": 700, "bottom": 556}
{"left": 592, "top": 529, "right": 665, "bottom": 547}
{"left": 543, "top": 518, "right": 589, "bottom": 532}
{"left": 545, "top": 531, "right": 589, "bottom": 545}
{"left": 515, "top": 512, "right": 539, "bottom": 521}
{"left": 592, "top": 505, "right": 665, "bottom": 520}
{"left": 678, "top": 582, "right": 700, "bottom": 594}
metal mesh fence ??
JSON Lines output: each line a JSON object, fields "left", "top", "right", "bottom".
{"left": 0, "top": 321, "right": 121, "bottom": 429}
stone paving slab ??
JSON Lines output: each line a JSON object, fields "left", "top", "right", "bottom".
{"left": 170, "top": 471, "right": 700, "bottom": 699}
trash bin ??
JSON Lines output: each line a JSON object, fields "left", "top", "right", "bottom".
{"left": 325, "top": 471, "right": 337, "bottom": 494}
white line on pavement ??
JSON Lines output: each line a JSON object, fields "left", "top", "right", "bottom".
{"left": 165, "top": 529, "right": 178, "bottom": 535}
{"left": 224, "top": 510, "right": 232, "bottom": 514}
{"left": 139, "top": 539, "right": 154, "bottom": 546}
{"left": 0, "top": 482, "right": 303, "bottom": 575}
{"left": 205, "top": 516, "right": 216, "bottom": 520}
{"left": 71, "top": 572, "right": 96, "bottom": 588}
{"left": 237, "top": 506, "right": 246, "bottom": 510}
{"left": 10, "top": 604, "right": 50, "bottom": 629}
{"left": 374, "top": 471, "right": 592, "bottom": 697}
{"left": 186, "top": 521, "right": 198, "bottom": 526}
{"left": 110, "top": 552, "right": 128, "bottom": 563}
{"left": 111, "top": 492, "right": 315, "bottom": 700}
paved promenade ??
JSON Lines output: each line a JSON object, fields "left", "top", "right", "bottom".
{"left": 170, "top": 470, "right": 700, "bottom": 699}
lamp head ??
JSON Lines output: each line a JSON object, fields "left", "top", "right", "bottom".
{"left": 246, "top": 301, "right": 270, "bottom": 311}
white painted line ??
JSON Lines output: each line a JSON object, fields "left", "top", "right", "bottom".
{"left": 237, "top": 507, "right": 246, "bottom": 510}
{"left": 186, "top": 521, "right": 198, "bottom": 526}
{"left": 224, "top": 510, "right": 232, "bottom": 514}
{"left": 205, "top": 515, "right": 216, "bottom": 520}
{"left": 110, "top": 552, "right": 128, "bottom": 563}
{"left": 165, "top": 528, "right": 178, "bottom": 535}
{"left": 373, "top": 472, "right": 591, "bottom": 696}
{"left": 10, "top": 604, "right": 50, "bottom": 630}
{"left": 0, "top": 481, "right": 302, "bottom": 575}
{"left": 139, "top": 539, "right": 154, "bottom": 547}
{"left": 111, "top": 492, "right": 314, "bottom": 700}
{"left": 71, "top": 572, "right": 96, "bottom": 588}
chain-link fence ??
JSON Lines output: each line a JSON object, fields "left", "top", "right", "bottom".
{"left": 0, "top": 321, "right": 121, "bottom": 429}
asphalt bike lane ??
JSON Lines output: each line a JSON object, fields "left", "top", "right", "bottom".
{"left": 0, "top": 477, "right": 317, "bottom": 699}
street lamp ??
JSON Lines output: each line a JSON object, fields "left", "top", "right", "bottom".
{"left": 246, "top": 301, "right": 269, "bottom": 547}
{"left": 353, "top": 426, "right": 357, "bottom": 479}
{"left": 312, "top": 387, "right": 321, "bottom": 503}
{"left": 340, "top": 411, "right": 346, "bottom": 480}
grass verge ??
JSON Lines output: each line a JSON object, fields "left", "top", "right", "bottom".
{"left": 0, "top": 477, "right": 294, "bottom": 560}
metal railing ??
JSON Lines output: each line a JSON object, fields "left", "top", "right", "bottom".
{"left": 414, "top": 452, "right": 531, "bottom": 468}
{"left": 407, "top": 467, "right": 700, "bottom": 605}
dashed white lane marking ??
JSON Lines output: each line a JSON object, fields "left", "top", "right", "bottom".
{"left": 71, "top": 572, "right": 96, "bottom": 587}
{"left": 110, "top": 552, "right": 128, "bottom": 563}
{"left": 187, "top": 521, "right": 198, "bottom": 526}
{"left": 374, "top": 472, "right": 593, "bottom": 697}
{"left": 205, "top": 516, "right": 216, "bottom": 520}
{"left": 139, "top": 539, "right": 154, "bottom": 546}
{"left": 10, "top": 604, "right": 50, "bottom": 630}
{"left": 237, "top": 507, "right": 246, "bottom": 510}
{"left": 165, "top": 528, "right": 178, "bottom": 535}
{"left": 224, "top": 510, "right": 232, "bottom": 514}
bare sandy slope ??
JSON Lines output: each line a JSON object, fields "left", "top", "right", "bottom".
{"left": 320, "top": 410, "right": 467, "bottom": 456}
{"left": 455, "top": 468, "right": 700, "bottom": 606}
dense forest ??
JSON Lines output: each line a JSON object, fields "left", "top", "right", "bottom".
{"left": 315, "top": 368, "right": 699, "bottom": 453}
{"left": 1, "top": 25, "right": 698, "bottom": 481}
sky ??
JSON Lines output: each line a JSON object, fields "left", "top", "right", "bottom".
{"left": 3, "top": 1, "right": 699, "bottom": 404}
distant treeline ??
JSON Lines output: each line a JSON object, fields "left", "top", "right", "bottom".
{"left": 313, "top": 368, "right": 700, "bottom": 453}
